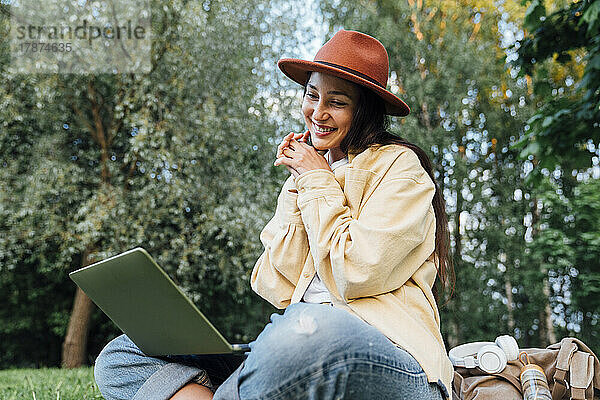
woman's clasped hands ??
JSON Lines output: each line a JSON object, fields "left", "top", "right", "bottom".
{"left": 274, "top": 131, "right": 331, "bottom": 179}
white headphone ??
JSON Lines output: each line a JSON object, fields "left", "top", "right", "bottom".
{"left": 448, "top": 335, "right": 519, "bottom": 374}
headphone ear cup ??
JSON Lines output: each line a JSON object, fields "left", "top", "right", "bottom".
{"left": 495, "top": 335, "right": 519, "bottom": 361}
{"left": 477, "top": 344, "right": 507, "bottom": 374}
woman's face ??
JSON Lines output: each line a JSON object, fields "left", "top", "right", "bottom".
{"left": 302, "top": 72, "right": 360, "bottom": 155}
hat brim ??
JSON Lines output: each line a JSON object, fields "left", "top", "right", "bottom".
{"left": 278, "top": 58, "right": 410, "bottom": 117}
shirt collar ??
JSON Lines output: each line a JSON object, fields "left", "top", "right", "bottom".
{"left": 322, "top": 149, "right": 361, "bottom": 165}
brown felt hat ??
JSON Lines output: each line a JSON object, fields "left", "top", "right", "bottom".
{"left": 278, "top": 29, "right": 410, "bottom": 117}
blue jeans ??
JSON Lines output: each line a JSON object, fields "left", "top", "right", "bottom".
{"left": 94, "top": 302, "right": 445, "bottom": 399}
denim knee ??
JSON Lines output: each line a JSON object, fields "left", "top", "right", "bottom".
{"left": 219, "top": 303, "right": 440, "bottom": 400}
{"left": 94, "top": 334, "right": 150, "bottom": 400}
{"left": 94, "top": 334, "right": 215, "bottom": 400}
{"left": 248, "top": 303, "right": 393, "bottom": 362}
{"left": 95, "top": 334, "right": 186, "bottom": 400}
{"left": 238, "top": 303, "right": 421, "bottom": 399}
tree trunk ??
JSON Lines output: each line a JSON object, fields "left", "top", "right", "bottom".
{"left": 447, "top": 176, "right": 463, "bottom": 348}
{"left": 530, "top": 196, "right": 556, "bottom": 346}
{"left": 541, "top": 274, "right": 557, "bottom": 345}
{"left": 61, "top": 251, "right": 95, "bottom": 368}
{"left": 505, "top": 277, "right": 515, "bottom": 332}
{"left": 61, "top": 287, "right": 94, "bottom": 367}
{"left": 63, "top": 79, "right": 108, "bottom": 368}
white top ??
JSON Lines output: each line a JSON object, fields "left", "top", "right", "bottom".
{"left": 301, "top": 150, "right": 349, "bottom": 303}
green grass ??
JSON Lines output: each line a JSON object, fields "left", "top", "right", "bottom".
{"left": 0, "top": 367, "right": 102, "bottom": 400}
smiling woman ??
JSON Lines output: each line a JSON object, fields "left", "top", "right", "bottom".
{"left": 93, "top": 29, "right": 455, "bottom": 400}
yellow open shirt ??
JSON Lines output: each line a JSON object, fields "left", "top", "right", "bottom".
{"left": 251, "top": 144, "right": 454, "bottom": 398}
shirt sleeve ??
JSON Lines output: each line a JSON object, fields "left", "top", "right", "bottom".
{"left": 250, "top": 174, "right": 310, "bottom": 309}
{"left": 294, "top": 150, "right": 436, "bottom": 302}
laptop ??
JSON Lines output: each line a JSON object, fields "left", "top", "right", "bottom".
{"left": 69, "top": 247, "right": 250, "bottom": 356}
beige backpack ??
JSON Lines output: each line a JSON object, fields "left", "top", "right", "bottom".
{"left": 452, "top": 337, "right": 600, "bottom": 399}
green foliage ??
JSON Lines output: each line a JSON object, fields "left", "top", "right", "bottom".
{"left": 523, "top": 0, "right": 546, "bottom": 31}
{"left": 548, "top": 177, "right": 600, "bottom": 344}
{"left": 510, "top": 0, "right": 600, "bottom": 348}
{"left": 0, "top": 367, "right": 101, "bottom": 400}
{"left": 515, "top": 175, "right": 600, "bottom": 348}
{"left": 512, "top": 0, "right": 600, "bottom": 174}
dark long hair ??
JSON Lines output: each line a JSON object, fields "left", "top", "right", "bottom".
{"left": 303, "top": 74, "right": 455, "bottom": 300}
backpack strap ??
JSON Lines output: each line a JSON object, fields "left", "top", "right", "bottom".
{"left": 551, "top": 338, "right": 578, "bottom": 400}
{"left": 452, "top": 370, "right": 464, "bottom": 400}
{"left": 569, "top": 352, "right": 594, "bottom": 400}
{"left": 571, "top": 337, "right": 600, "bottom": 392}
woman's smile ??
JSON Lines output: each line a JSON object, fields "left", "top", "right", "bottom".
{"left": 312, "top": 122, "right": 337, "bottom": 136}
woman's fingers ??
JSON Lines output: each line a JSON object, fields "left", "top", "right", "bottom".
{"left": 275, "top": 132, "right": 311, "bottom": 169}
{"left": 292, "top": 130, "right": 310, "bottom": 143}
{"left": 289, "top": 139, "right": 310, "bottom": 151}
{"left": 279, "top": 145, "right": 293, "bottom": 160}
{"left": 277, "top": 132, "right": 294, "bottom": 158}
{"left": 278, "top": 132, "right": 304, "bottom": 158}
{"left": 274, "top": 156, "right": 288, "bottom": 167}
